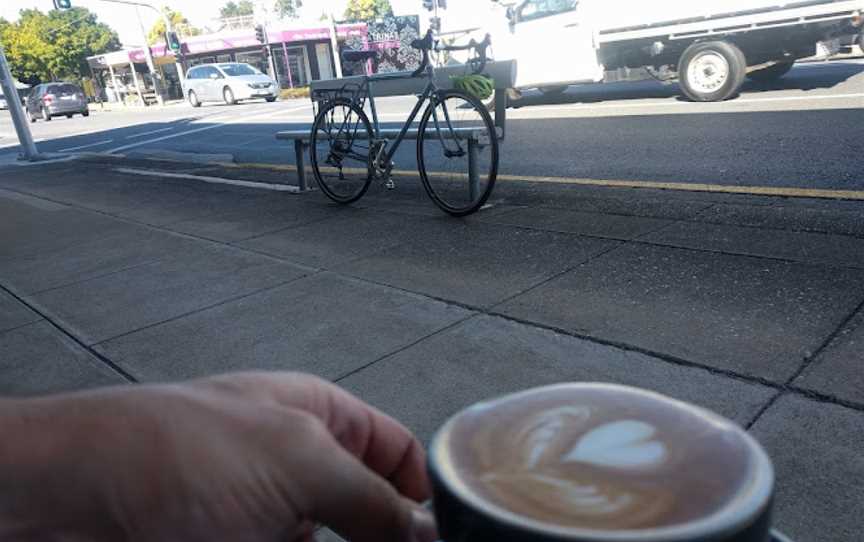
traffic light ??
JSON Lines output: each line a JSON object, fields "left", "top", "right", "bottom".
{"left": 166, "top": 31, "right": 182, "bottom": 53}
{"left": 422, "top": 0, "right": 434, "bottom": 11}
{"left": 255, "top": 25, "right": 266, "bottom": 45}
{"left": 52, "top": 0, "right": 72, "bottom": 9}
{"left": 437, "top": 0, "right": 447, "bottom": 9}
{"left": 429, "top": 17, "right": 441, "bottom": 33}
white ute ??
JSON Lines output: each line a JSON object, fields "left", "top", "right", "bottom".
{"left": 489, "top": 0, "right": 864, "bottom": 101}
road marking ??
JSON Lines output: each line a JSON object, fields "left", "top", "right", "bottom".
{"left": 58, "top": 139, "right": 114, "bottom": 152}
{"left": 517, "top": 92, "right": 864, "bottom": 116}
{"left": 0, "top": 138, "right": 47, "bottom": 150}
{"left": 492, "top": 173, "right": 864, "bottom": 201}
{"left": 299, "top": 162, "right": 864, "bottom": 202}
{"left": 115, "top": 167, "right": 301, "bottom": 192}
{"left": 105, "top": 104, "right": 311, "bottom": 154}
{"left": 125, "top": 127, "right": 174, "bottom": 139}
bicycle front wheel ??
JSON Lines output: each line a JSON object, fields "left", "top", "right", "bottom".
{"left": 417, "top": 90, "right": 499, "bottom": 216}
{"left": 310, "top": 98, "right": 374, "bottom": 204}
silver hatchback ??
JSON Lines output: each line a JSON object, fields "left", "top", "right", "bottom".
{"left": 184, "top": 63, "right": 278, "bottom": 107}
{"left": 26, "top": 82, "right": 89, "bottom": 122}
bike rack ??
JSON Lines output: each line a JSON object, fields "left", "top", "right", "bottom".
{"left": 276, "top": 60, "right": 516, "bottom": 192}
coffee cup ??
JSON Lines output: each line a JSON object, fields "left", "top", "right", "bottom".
{"left": 427, "top": 384, "right": 783, "bottom": 542}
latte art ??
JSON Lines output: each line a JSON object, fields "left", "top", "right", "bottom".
{"left": 438, "top": 385, "right": 759, "bottom": 531}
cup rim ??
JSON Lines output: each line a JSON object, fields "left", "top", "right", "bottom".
{"left": 429, "top": 383, "right": 775, "bottom": 542}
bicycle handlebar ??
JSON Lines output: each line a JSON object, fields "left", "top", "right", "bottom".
{"left": 438, "top": 34, "right": 491, "bottom": 75}
{"left": 410, "top": 31, "right": 493, "bottom": 77}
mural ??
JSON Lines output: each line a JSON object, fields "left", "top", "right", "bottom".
{"left": 341, "top": 15, "right": 422, "bottom": 76}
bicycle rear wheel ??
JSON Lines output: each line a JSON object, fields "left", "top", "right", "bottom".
{"left": 310, "top": 98, "right": 374, "bottom": 204}
{"left": 417, "top": 90, "right": 498, "bottom": 217}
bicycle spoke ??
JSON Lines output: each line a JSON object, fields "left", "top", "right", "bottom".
{"left": 311, "top": 101, "right": 373, "bottom": 204}
{"left": 418, "top": 91, "right": 498, "bottom": 216}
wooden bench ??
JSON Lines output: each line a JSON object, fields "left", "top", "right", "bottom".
{"left": 275, "top": 60, "right": 516, "bottom": 191}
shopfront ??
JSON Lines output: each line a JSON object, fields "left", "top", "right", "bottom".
{"left": 87, "top": 18, "right": 421, "bottom": 101}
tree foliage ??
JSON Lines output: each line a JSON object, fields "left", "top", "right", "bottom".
{"left": 0, "top": 8, "right": 120, "bottom": 84}
{"left": 219, "top": 1, "right": 254, "bottom": 19}
{"left": 147, "top": 8, "right": 202, "bottom": 45}
{"left": 343, "top": 0, "right": 393, "bottom": 22}
{"left": 273, "top": 0, "right": 303, "bottom": 19}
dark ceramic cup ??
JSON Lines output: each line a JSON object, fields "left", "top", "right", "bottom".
{"left": 428, "top": 384, "right": 787, "bottom": 542}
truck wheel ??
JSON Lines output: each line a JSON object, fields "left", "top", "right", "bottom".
{"left": 747, "top": 61, "right": 794, "bottom": 83}
{"left": 678, "top": 41, "right": 746, "bottom": 102}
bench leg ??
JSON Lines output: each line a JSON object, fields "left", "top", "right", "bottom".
{"left": 294, "top": 139, "right": 309, "bottom": 192}
{"left": 468, "top": 139, "right": 479, "bottom": 202}
{"left": 494, "top": 89, "right": 507, "bottom": 140}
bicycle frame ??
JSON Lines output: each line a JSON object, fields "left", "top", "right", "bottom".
{"left": 353, "top": 60, "right": 464, "bottom": 172}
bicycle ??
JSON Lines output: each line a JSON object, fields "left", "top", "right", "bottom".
{"left": 309, "top": 30, "right": 499, "bottom": 217}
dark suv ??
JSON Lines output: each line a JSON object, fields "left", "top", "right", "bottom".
{"left": 26, "top": 82, "right": 89, "bottom": 122}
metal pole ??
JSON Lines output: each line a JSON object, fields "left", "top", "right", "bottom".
{"left": 134, "top": 7, "right": 164, "bottom": 106}
{"left": 329, "top": 16, "right": 344, "bottom": 79}
{"left": 129, "top": 61, "right": 145, "bottom": 106}
{"left": 0, "top": 43, "right": 40, "bottom": 161}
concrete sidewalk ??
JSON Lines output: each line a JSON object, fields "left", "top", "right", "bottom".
{"left": 1, "top": 157, "right": 863, "bottom": 541}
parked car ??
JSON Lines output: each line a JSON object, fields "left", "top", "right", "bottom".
{"left": 184, "top": 63, "right": 278, "bottom": 107}
{"left": 26, "top": 82, "right": 89, "bottom": 122}
{"left": 0, "top": 93, "right": 6, "bottom": 110}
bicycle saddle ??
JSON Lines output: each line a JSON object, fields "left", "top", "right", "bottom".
{"left": 342, "top": 50, "right": 377, "bottom": 63}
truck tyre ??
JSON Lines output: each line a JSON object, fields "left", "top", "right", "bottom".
{"left": 747, "top": 61, "right": 794, "bottom": 83}
{"left": 678, "top": 41, "right": 747, "bottom": 102}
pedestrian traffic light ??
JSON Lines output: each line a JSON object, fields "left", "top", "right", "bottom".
{"left": 255, "top": 24, "right": 266, "bottom": 45}
{"left": 422, "top": 0, "right": 434, "bottom": 11}
{"left": 430, "top": 17, "right": 442, "bottom": 33}
{"left": 52, "top": 0, "right": 72, "bottom": 9}
{"left": 437, "top": 0, "right": 447, "bottom": 9}
{"left": 166, "top": 31, "right": 182, "bottom": 53}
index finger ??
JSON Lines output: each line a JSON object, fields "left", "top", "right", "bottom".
{"left": 206, "top": 372, "right": 431, "bottom": 502}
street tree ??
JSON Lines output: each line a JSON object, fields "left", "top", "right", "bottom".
{"left": 0, "top": 8, "right": 120, "bottom": 84}
{"left": 343, "top": 0, "right": 393, "bottom": 22}
{"left": 219, "top": 1, "right": 254, "bottom": 19}
{"left": 273, "top": 0, "right": 303, "bottom": 19}
{"left": 147, "top": 8, "right": 202, "bottom": 45}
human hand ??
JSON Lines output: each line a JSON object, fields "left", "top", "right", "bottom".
{"left": 0, "top": 372, "right": 437, "bottom": 542}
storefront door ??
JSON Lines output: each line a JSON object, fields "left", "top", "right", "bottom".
{"left": 316, "top": 44, "right": 335, "bottom": 80}
{"left": 273, "top": 46, "right": 310, "bottom": 88}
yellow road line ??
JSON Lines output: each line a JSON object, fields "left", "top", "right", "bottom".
{"left": 493, "top": 174, "right": 864, "bottom": 201}
{"left": 182, "top": 160, "right": 864, "bottom": 202}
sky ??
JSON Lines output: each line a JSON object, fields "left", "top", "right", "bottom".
{"left": 0, "top": 0, "right": 492, "bottom": 47}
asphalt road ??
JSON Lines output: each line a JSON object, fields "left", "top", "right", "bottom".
{"left": 1, "top": 59, "right": 861, "bottom": 191}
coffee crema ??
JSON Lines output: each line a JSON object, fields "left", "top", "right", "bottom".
{"left": 431, "top": 384, "right": 771, "bottom": 534}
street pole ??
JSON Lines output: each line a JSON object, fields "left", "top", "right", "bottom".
{"left": 329, "top": 15, "right": 343, "bottom": 79}
{"left": 0, "top": 43, "right": 40, "bottom": 161}
{"left": 95, "top": 0, "right": 176, "bottom": 106}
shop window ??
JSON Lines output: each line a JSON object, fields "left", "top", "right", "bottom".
{"left": 273, "top": 46, "right": 309, "bottom": 88}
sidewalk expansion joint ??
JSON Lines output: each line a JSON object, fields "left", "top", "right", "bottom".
{"left": 90, "top": 272, "right": 320, "bottom": 348}
{"left": 0, "top": 283, "right": 138, "bottom": 384}
{"left": 334, "top": 313, "right": 479, "bottom": 385}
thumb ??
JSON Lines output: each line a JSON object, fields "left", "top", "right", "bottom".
{"left": 298, "top": 429, "right": 438, "bottom": 542}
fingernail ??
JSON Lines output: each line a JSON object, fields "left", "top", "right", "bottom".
{"left": 411, "top": 507, "right": 439, "bottom": 542}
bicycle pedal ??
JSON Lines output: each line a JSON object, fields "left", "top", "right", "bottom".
{"left": 385, "top": 179, "right": 396, "bottom": 190}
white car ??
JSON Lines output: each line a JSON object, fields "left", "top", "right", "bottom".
{"left": 0, "top": 93, "right": 7, "bottom": 110}
{"left": 184, "top": 63, "right": 278, "bottom": 107}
